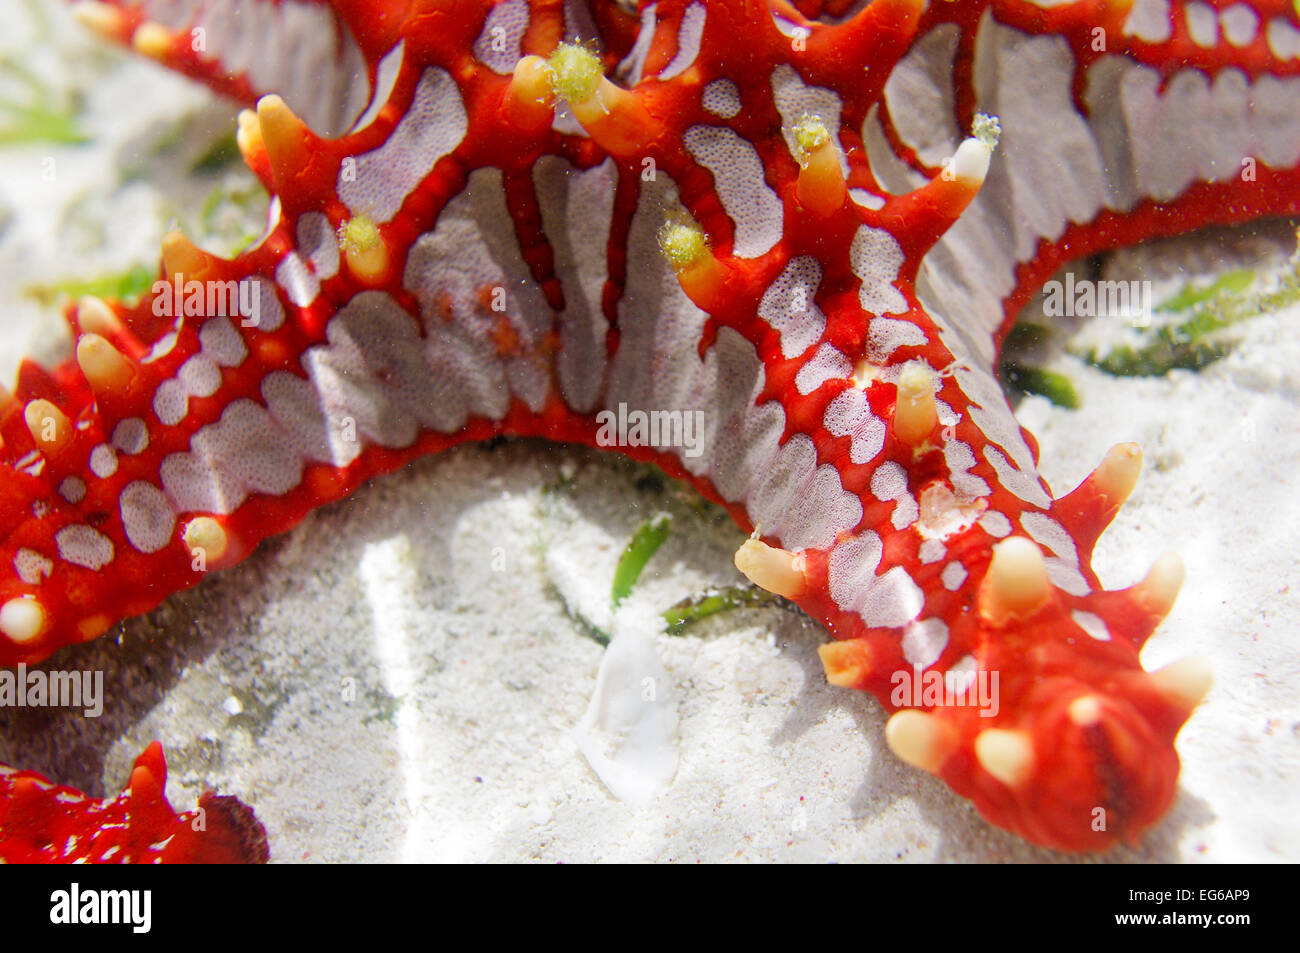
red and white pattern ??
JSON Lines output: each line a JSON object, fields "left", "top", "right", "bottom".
{"left": 1, "top": 0, "right": 1298, "bottom": 859}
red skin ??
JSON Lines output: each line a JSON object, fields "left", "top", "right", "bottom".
{"left": 0, "top": 742, "right": 267, "bottom": 863}
{"left": 1, "top": 0, "right": 1297, "bottom": 859}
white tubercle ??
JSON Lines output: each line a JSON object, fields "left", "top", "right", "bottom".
{"left": 1151, "top": 655, "right": 1213, "bottom": 710}
{"left": 0, "top": 597, "right": 44, "bottom": 644}
{"left": 886, "top": 710, "right": 955, "bottom": 773}
{"left": 734, "top": 537, "right": 807, "bottom": 599}
{"left": 951, "top": 137, "right": 992, "bottom": 186}
{"left": 975, "top": 728, "right": 1035, "bottom": 787}
{"left": 951, "top": 112, "right": 1001, "bottom": 186}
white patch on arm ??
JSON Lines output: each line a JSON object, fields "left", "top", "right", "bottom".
{"left": 340, "top": 67, "right": 469, "bottom": 223}
{"left": 683, "top": 125, "right": 783, "bottom": 258}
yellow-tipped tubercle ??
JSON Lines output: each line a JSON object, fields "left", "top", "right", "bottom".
{"left": 547, "top": 41, "right": 650, "bottom": 152}
{"left": 793, "top": 116, "right": 830, "bottom": 160}
{"left": 793, "top": 115, "right": 846, "bottom": 216}
{"left": 338, "top": 216, "right": 390, "bottom": 284}
{"left": 658, "top": 222, "right": 708, "bottom": 269}
{"left": 893, "top": 361, "right": 939, "bottom": 446}
{"left": 948, "top": 113, "right": 1001, "bottom": 187}
{"left": 658, "top": 220, "right": 726, "bottom": 311}
{"left": 548, "top": 42, "right": 604, "bottom": 105}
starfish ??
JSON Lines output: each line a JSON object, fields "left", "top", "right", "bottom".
{"left": 0, "top": 0, "right": 1297, "bottom": 861}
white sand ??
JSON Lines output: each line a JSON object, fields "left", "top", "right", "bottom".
{"left": 0, "top": 0, "right": 1295, "bottom": 863}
